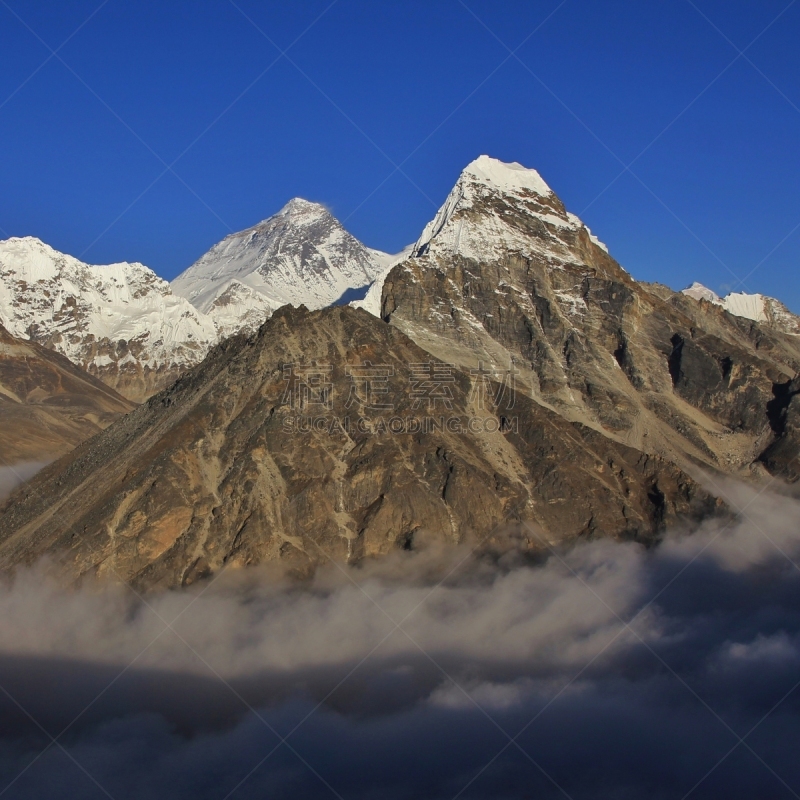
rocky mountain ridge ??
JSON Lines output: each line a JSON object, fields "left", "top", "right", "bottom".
{"left": 0, "top": 306, "right": 719, "bottom": 589}
{"left": 1, "top": 155, "right": 798, "bottom": 590}
{"left": 376, "top": 157, "right": 800, "bottom": 482}
{"left": 682, "top": 281, "right": 800, "bottom": 336}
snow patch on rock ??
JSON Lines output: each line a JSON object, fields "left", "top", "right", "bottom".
{"left": 351, "top": 244, "right": 415, "bottom": 317}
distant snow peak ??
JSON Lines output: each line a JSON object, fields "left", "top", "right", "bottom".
{"left": 683, "top": 282, "right": 722, "bottom": 304}
{"left": 279, "top": 197, "right": 327, "bottom": 217}
{"left": 682, "top": 282, "right": 800, "bottom": 335}
{"left": 0, "top": 236, "right": 217, "bottom": 400}
{"left": 171, "top": 199, "right": 390, "bottom": 325}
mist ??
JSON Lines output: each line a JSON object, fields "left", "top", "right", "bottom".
{"left": 0, "top": 479, "right": 798, "bottom": 799}
{"left": 0, "top": 463, "right": 47, "bottom": 503}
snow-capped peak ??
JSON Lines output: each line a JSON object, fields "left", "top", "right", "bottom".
{"left": 0, "top": 236, "right": 217, "bottom": 400}
{"left": 682, "top": 282, "right": 722, "bottom": 304}
{"left": 682, "top": 282, "right": 799, "bottom": 335}
{"left": 272, "top": 197, "right": 330, "bottom": 224}
{"left": 411, "top": 155, "right": 606, "bottom": 262}
{"left": 282, "top": 197, "right": 321, "bottom": 211}
{"left": 171, "top": 199, "right": 390, "bottom": 335}
{"left": 353, "top": 156, "right": 613, "bottom": 320}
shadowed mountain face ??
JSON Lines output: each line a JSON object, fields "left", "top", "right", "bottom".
{"left": 0, "top": 323, "right": 135, "bottom": 465}
{"left": 0, "top": 306, "right": 718, "bottom": 590}
{"left": 378, "top": 157, "right": 800, "bottom": 482}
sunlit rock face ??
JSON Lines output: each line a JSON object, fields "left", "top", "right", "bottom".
{"left": 2, "top": 156, "right": 799, "bottom": 591}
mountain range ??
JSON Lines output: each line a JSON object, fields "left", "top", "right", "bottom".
{"left": 171, "top": 197, "right": 393, "bottom": 336}
{"left": 0, "top": 156, "right": 798, "bottom": 588}
{"left": 1, "top": 158, "right": 796, "bottom": 404}
{"left": 0, "top": 201, "right": 397, "bottom": 401}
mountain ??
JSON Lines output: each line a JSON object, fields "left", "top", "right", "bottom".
{"left": 356, "top": 156, "right": 610, "bottom": 318}
{"left": 2, "top": 154, "right": 799, "bottom": 590}
{"left": 0, "top": 237, "right": 217, "bottom": 402}
{"left": 352, "top": 243, "right": 415, "bottom": 316}
{"left": 374, "top": 156, "right": 800, "bottom": 481}
{"left": 0, "top": 305, "right": 717, "bottom": 589}
{"left": 171, "top": 198, "right": 392, "bottom": 337}
{"left": 0, "top": 322, "right": 134, "bottom": 466}
{"left": 683, "top": 282, "right": 800, "bottom": 335}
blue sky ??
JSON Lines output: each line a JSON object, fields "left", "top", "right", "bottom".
{"left": 1, "top": 0, "right": 798, "bottom": 311}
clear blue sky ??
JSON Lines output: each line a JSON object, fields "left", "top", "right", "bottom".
{"left": 1, "top": 0, "right": 798, "bottom": 311}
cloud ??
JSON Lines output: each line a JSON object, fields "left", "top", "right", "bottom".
{"left": 0, "top": 480, "right": 799, "bottom": 798}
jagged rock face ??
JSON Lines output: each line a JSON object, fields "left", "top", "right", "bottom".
{"left": 0, "top": 306, "right": 718, "bottom": 590}
{"left": 0, "top": 324, "right": 134, "bottom": 463}
{"left": 171, "top": 198, "right": 390, "bottom": 337}
{"left": 379, "top": 157, "right": 800, "bottom": 481}
{"left": 0, "top": 237, "right": 217, "bottom": 403}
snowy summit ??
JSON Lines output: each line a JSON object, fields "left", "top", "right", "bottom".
{"left": 0, "top": 236, "right": 216, "bottom": 400}
{"left": 355, "top": 155, "right": 609, "bottom": 317}
{"left": 171, "top": 199, "right": 390, "bottom": 337}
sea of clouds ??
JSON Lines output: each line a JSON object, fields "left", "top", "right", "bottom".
{"left": 0, "top": 479, "right": 798, "bottom": 799}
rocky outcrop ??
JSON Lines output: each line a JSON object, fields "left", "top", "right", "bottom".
{"left": 0, "top": 307, "right": 718, "bottom": 590}
{"left": 0, "top": 324, "right": 135, "bottom": 463}
{"left": 758, "top": 376, "right": 800, "bottom": 482}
